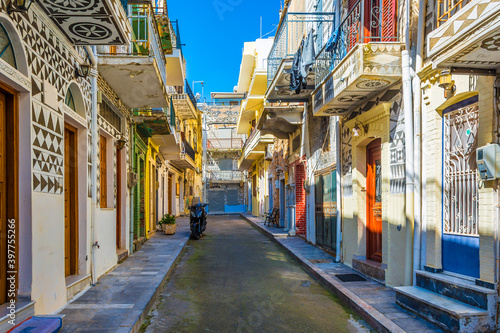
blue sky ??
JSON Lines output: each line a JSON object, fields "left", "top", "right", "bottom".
{"left": 167, "top": 0, "right": 282, "bottom": 102}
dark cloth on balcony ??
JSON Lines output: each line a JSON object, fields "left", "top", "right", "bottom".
{"left": 290, "top": 39, "right": 304, "bottom": 94}
{"left": 290, "top": 29, "right": 316, "bottom": 94}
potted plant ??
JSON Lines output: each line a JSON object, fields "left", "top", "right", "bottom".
{"left": 159, "top": 214, "right": 176, "bottom": 235}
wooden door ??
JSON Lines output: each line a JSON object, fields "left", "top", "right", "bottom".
{"left": 0, "top": 92, "right": 6, "bottom": 303}
{"left": 366, "top": 139, "right": 382, "bottom": 263}
{"left": 64, "top": 124, "right": 78, "bottom": 277}
{"left": 168, "top": 174, "right": 172, "bottom": 214}
{"left": 116, "top": 147, "right": 121, "bottom": 249}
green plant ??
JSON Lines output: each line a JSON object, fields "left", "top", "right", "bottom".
{"left": 158, "top": 214, "right": 176, "bottom": 226}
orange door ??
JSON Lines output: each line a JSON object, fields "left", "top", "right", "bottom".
{"left": 64, "top": 124, "right": 78, "bottom": 277}
{"left": 366, "top": 139, "right": 382, "bottom": 263}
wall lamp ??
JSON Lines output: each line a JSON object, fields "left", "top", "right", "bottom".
{"left": 75, "top": 63, "right": 91, "bottom": 78}
{"left": 7, "top": 0, "right": 33, "bottom": 13}
{"left": 352, "top": 120, "right": 368, "bottom": 137}
{"left": 116, "top": 136, "right": 127, "bottom": 150}
{"left": 438, "top": 70, "right": 456, "bottom": 98}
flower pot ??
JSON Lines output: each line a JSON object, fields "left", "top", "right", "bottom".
{"left": 163, "top": 224, "right": 176, "bottom": 235}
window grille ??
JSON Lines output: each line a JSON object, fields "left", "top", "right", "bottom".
{"left": 443, "top": 102, "right": 479, "bottom": 236}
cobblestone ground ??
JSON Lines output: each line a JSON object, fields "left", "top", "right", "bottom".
{"left": 141, "top": 215, "right": 373, "bottom": 333}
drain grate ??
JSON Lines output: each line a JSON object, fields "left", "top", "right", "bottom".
{"left": 336, "top": 273, "right": 366, "bottom": 282}
{"left": 309, "top": 259, "right": 333, "bottom": 264}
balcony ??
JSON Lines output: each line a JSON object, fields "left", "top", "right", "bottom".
{"left": 427, "top": 0, "right": 500, "bottom": 70}
{"left": 37, "top": 0, "right": 131, "bottom": 45}
{"left": 165, "top": 139, "right": 196, "bottom": 170}
{"left": 171, "top": 80, "right": 199, "bottom": 120}
{"left": 266, "top": 12, "right": 335, "bottom": 103}
{"left": 155, "top": 9, "right": 186, "bottom": 86}
{"left": 238, "top": 129, "right": 274, "bottom": 170}
{"left": 257, "top": 102, "right": 304, "bottom": 139}
{"left": 207, "top": 138, "right": 244, "bottom": 150}
{"left": 97, "top": 3, "right": 168, "bottom": 109}
{"left": 313, "top": 0, "right": 402, "bottom": 116}
{"left": 207, "top": 171, "right": 244, "bottom": 183}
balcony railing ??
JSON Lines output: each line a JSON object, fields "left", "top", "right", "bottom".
{"left": 437, "top": 0, "right": 471, "bottom": 27}
{"left": 98, "top": 4, "right": 167, "bottom": 83}
{"left": 315, "top": 0, "right": 398, "bottom": 85}
{"left": 243, "top": 128, "right": 259, "bottom": 150}
{"left": 185, "top": 80, "right": 198, "bottom": 109}
{"left": 207, "top": 138, "right": 244, "bottom": 150}
{"left": 268, "top": 12, "right": 335, "bottom": 86}
{"left": 208, "top": 171, "right": 244, "bottom": 182}
{"left": 182, "top": 139, "right": 196, "bottom": 161}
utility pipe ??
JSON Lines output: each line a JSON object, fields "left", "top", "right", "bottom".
{"left": 90, "top": 46, "right": 99, "bottom": 285}
{"left": 335, "top": 116, "right": 342, "bottom": 262}
{"left": 129, "top": 124, "right": 135, "bottom": 255}
{"left": 412, "top": 0, "right": 426, "bottom": 284}
{"left": 402, "top": 0, "right": 415, "bottom": 286}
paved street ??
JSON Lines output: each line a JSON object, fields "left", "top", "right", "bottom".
{"left": 142, "top": 215, "right": 373, "bottom": 333}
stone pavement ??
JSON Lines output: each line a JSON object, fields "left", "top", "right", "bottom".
{"left": 58, "top": 217, "right": 191, "bottom": 333}
{"left": 241, "top": 214, "right": 443, "bottom": 333}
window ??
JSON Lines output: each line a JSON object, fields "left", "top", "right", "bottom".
{"left": 100, "top": 99, "right": 122, "bottom": 132}
{"left": 218, "top": 159, "right": 232, "bottom": 171}
{"left": 65, "top": 89, "right": 76, "bottom": 112}
{"left": 0, "top": 24, "right": 16, "bottom": 69}
{"left": 100, "top": 135, "right": 107, "bottom": 207}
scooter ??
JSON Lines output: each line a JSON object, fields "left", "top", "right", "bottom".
{"left": 190, "top": 203, "right": 208, "bottom": 240}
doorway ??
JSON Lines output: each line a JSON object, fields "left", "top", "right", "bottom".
{"left": 116, "top": 147, "right": 121, "bottom": 249}
{"left": 0, "top": 89, "right": 17, "bottom": 304}
{"left": 442, "top": 101, "right": 480, "bottom": 278}
{"left": 366, "top": 139, "right": 382, "bottom": 263}
{"left": 168, "top": 174, "right": 172, "bottom": 214}
{"left": 64, "top": 124, "right": 79, "bottom": 277}
{"left": 315, "top": 169, "right": 338, "bottom": 253}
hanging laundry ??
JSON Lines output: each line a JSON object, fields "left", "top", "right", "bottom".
{"left": 290, "top": 39, "right": 304, "bottom": 94}
{"left": 326, "top": 25, "right": 341, "bottom": 53}
{"left": 300, "top": 29, "right": 316, "bottom": 80}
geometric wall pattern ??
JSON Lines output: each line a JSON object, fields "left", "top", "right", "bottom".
{"left": 389, "top": 93, "right": 406, "bottom": 194}
{"left": 32, "top": 100, "right": 64, "bottom": 194}
{"left": 11, "top": 9, "right": 92, "bottom": 195}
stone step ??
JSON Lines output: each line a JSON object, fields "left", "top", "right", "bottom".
{"left": 395, "top": 286, "right": 493, "bottom": 332}
{"left": 0, "top": 299, "right": 35, "bottom": 333}
{"left": 416, "top": 270, "right": 496, "bottom": 311}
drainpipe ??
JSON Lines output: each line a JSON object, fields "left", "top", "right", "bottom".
{"left": 402, "top": 0, "right": 415, "bottom": 286}
{"left": 336, "top": 116, "right": 342, "bottom": 262}
{"left": 494, "top": 78, "right": 500, "bottom": 325}
{"left": 89, "top": 46, "right": 99, "bottom": 285}
{"left": 412, "top": 0, "right": 425, "bottom": 284}
{"left": 129, "top": 124, "right": 135, "bottom": 255}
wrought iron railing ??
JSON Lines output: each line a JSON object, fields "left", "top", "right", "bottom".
{"left": 208, "top": 171, "right": 244, "bottom": 182}
{"left": 437, "top": 0, "right": 471, "bottom": 27}
{"left": 315, "top": 0, "right": 398, "bottom": 85}
{"left": 242, "top": 128, "right": 259, "bottom": 152}
{"left": 207, "top": 138, "right": 244, "bottom": 150}
{"left": 185, "top": 80, "right": 198, "bottom": 108}
{"left": 182, "top": 139, "right": 196, "bottom": 161}
{"left": 267, "top": 12, "right": 335, "bottom": 86}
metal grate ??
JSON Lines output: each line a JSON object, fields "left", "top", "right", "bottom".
{"left": 336, "top": 274, "right": 367, "bottom": 282}
{"left": 443, "top": 103, "right": 479, "bottom": 236}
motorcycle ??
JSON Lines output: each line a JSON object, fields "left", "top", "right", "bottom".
{"left": 190, "top": 203, "right": 208, "bottom": 240}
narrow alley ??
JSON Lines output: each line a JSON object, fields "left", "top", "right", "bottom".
{"left": 142, "top": 216, "right": 372, "bottom": 333}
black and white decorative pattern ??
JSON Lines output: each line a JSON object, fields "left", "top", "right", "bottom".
{"left": 342, "top": 127, "right": 353, "bottom": 197}
{"left": 389, "top": 94, "right": 406, "bottom": 194}
{"left": 36, "top": 0, "right": 130, "bottom": 45}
